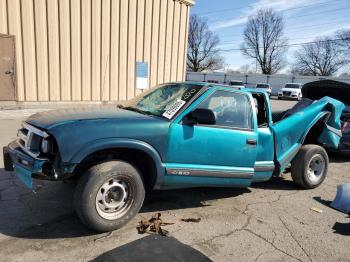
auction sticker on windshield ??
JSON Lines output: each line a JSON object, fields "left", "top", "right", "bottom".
{"left": 163, "top": 99, "right": 186, "bottom": 119}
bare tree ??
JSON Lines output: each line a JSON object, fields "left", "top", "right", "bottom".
{"left": 239, "top": 64, "right": 253, "bottom": 74}
{"left": 241, "top": 9, "right": 287, "bottom": 74}
{"left": 336, "top": 30, "right": 350, "bottom": 73}
{"left": 187, "top": 15, "right": 223, "bottom": 72}
{"left": 336, "top": 30, "right": 350, "bottom": 51}
{"left": 293, "top": 37, "right": 347, "bottom": 76}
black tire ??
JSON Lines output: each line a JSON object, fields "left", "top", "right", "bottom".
{"left": 74, "top": 160, "right": 145, "bottom": 232}
{"left": 278, "top": 97, "right": 282, "bottom": 100}
{"left": 291, "top": 145, "right": 329, "bottom": 189}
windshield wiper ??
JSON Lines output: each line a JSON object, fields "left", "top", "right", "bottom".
{"left": 118, "top": 105, "right": 154, "bottom": 116}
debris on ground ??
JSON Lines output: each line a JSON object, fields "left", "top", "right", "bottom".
{"left": 136, "top": 213, "right": 174, "bottom": 236}
{"left": 331, "top": 183, "right": 350, "bottom": 214}
{"left": 94, "top": 231, "right": 113, "bottom": 242}
{"left": 180, "top": 218, "right": 201, "bottom": 223}
{"left": 311, "top": 207, "right": 323, "bottom": 213}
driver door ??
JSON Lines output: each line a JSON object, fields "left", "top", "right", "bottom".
{"left": 164, "top": 89, "right": 258, "bottom": 188}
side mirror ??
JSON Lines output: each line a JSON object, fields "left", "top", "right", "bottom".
{"left": 185, "top": 108, "right": 216, "bottom": 125}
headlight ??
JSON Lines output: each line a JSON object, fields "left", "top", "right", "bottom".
{"left": 41, "top": 138, "right": 54, "bottom": 153}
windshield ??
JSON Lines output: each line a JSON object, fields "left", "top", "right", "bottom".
{"left": 230, "top": 81, "right": 243, "bottom": 86}
{"left": 122, "top": 83, "right": 204, "bottom": 119}
{"left": 285, "top": 84, "right": 301, "bottom": 89}
{"left": 256, "top": 84, "right": 269, "bottom": 89}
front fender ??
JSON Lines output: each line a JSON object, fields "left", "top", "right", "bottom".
{"left": 69, "top": 138, "right": 165, "bottom": 189}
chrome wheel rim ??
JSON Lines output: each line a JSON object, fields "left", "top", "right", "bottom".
{"left": 95, "top": 177, "right": 134, "bottom": 220}
{"left": 307, "top": 154, "right": 325, "bottom": 184}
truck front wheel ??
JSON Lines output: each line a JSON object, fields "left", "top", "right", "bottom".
{"left": 74, "top": 160, "right": 145, "bottom": 232}
{"left": 291, "top": 145, "right": 328, "bottom": 189}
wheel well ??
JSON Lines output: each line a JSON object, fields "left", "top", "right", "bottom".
{"left": 303, "top": 115, "right": 329, "bottom": 145}
{"left": 73, "top": 148, "right": 157, "bottom": 189}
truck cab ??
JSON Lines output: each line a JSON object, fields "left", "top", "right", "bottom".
{"left": 3, "top": 82, "right": 344, "bottom": 232}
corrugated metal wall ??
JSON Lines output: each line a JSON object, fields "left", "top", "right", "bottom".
{"left": 0, "top": 0, "right": 192, "bottom": 102}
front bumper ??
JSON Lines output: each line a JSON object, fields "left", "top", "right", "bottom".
{"left": 278, "top": 93, "right": 299, "bottom": 99}
{"left": 3, "top": 141, "right": 54, "bottom": 188}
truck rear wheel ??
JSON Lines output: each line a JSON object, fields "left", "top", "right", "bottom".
{"left": 74, "top": 160, "right": 145, "bottom": 232}
{"left": 291, "top": 145, "right": 328, "bottom": 189}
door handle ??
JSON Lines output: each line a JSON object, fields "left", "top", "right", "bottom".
{"left": 5, "top": 70, "right": 13, "bottom": 75}
{"left": 246, "top": 139, "right": 257, "bottom": 146}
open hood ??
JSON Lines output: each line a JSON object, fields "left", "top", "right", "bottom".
{"left": 302, "top": 80, "right": 350, "bottom": 107}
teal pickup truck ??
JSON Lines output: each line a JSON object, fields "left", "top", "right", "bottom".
{"left": 3, "top": 82, "right": 345, "bottom": 232}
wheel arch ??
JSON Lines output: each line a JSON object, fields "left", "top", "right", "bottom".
{"left": 300, "top": 112, "right": 330, "bottom": 145}
{"left": 70, "top": 138, "right": 165, "bottom": 189}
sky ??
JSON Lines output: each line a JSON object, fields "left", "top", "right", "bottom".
{"left": 190, "top": 0, "right": 350, "bottom": 73}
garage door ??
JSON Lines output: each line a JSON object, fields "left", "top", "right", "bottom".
{"left": 0, "top": 34, "right": 16, "bottom": 101}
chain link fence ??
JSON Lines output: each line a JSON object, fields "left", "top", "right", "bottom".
{"left": 186, "top": 72, "right": 350, "bottom": 95}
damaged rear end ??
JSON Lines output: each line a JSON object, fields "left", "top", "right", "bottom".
{"left": 338, "top": 107, "right": 350, "bottom": 155}
{"left": 317, "top": 97, "right": 345, "bottom": 149}
{"left": 272, "top": 96, "right": 345, "bottom": 172}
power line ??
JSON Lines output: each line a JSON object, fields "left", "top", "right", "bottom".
{"left": 196, "top": 0, "right": 345, "bottom": 17}
{"left": 219, "top": 32, "right": 350, "bottom": 46}
{"left": 217, "top": 38, "right": 350, "bottom": 52}
{"left": 218, "top": 21, "right": 350, "bottom": 45}
{"left": 210, "top": 5, "right": 350, "bottom": 26}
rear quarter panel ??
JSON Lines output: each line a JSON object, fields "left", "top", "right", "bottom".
{"left": 272, "top": 96, "right": 344, "bottom": 170}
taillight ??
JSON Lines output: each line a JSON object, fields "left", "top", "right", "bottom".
{"left": 342, "top": 121, "right": 350, "bottom": 134}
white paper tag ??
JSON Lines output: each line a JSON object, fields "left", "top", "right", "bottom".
{"left": 162, "top": 99, "right": 186, "bottom": 119}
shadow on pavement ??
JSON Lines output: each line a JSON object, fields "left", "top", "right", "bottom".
{"left": 0, "top": 168, "right": 94, "bottom": 239}
{"left": 313, "top": 196, "right": 333, "bottom": 207}
{"left": 0, "top": 167, "right": 250, "bottom": 239}
{"left": 251, "top": 176, "right": 299, "bottom": 191}
{"left": 91, "top": 234, "right": 212, "bottom": 262}
{"left": 329, "top": 152, "right": 350, "bottom": 163}
{"left": 332, "top": 220, "right": 350, "bottom": 236}
{"left": 313, "top": 196, "right": 350, "bottom": 236}
{"left": 141, "top": 187, "right": 250, "bottom": 212}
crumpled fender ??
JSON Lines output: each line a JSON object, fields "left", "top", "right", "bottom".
{"left": 317, "top": 96, "right": 345, "bottom": 149}
{"left": 272, "top": 96, "right": 344, "bottom": 171}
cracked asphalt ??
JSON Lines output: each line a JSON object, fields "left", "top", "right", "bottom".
{"left": 0, "top": 99, "right": 349, "bottom": 262}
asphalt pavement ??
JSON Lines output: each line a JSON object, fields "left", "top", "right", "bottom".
{"left": 0, "top": 98, "right": 349, "bottom": 262}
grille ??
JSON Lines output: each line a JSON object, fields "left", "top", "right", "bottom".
{"left": 283, "top": 91, "right": 291, "bottom": 96}
{"left": 18, "top": 123, "right": 49, "bottom": 158}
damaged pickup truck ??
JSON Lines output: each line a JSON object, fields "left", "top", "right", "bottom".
{"left": 3, "top": 82, "right": 345, "bottom": 232}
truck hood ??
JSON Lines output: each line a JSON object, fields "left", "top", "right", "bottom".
{"left": 25, "top": 107, "right": 171, "bottom": 163}
{"left": 26, "top": 107, "right": 159, "bottom": 129}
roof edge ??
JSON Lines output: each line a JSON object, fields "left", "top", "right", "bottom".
{"left": 176, "top": 0, "right": 195, "bottom": 6}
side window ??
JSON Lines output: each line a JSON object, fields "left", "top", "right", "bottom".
{"left": 197, "top": 90, "right": 253, "bottom": 129}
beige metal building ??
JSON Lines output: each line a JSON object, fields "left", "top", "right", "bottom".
{"left": 0, "top": 0, "right": 194, "bottom": 102}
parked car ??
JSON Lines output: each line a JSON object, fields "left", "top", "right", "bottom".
{"left": 228, "top": 80, "right": 245, "bottom": 88}
{"left": 302, "top": 79, "right": 350, "bottom": 156}
{"left": 3, "top": 82, "right": 344, "bottom": 232}
{"left": 256, "top": 83, "right": 272, "bottom": 96}
{"left": 278, "top": 83, "right": 303, "bottom": 100}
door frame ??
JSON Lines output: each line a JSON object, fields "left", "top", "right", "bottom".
{"left": 165, "top": 87, "right": 259, "bottom": 173}
{"left": 0, "top": 34, "right": 17, "bottom": 101}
